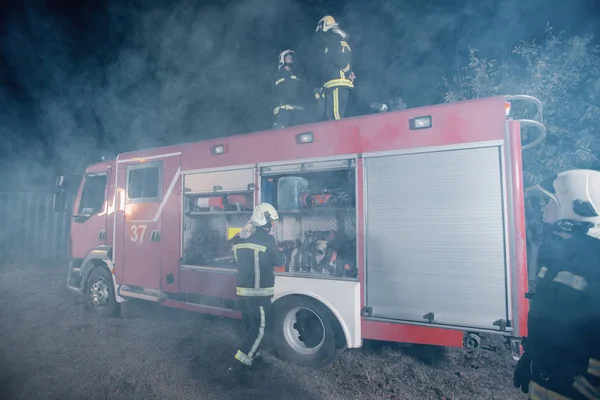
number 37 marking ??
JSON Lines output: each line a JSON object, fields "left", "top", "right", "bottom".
{"left": 130, "top": 224, "right": 147, "bottom": 243}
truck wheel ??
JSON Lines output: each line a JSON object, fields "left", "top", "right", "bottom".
{"left": 271, "top": 296, "right": 337, "bottom": 368}
{"left": 85, "top": 267, "right": 120, "bottom": 318}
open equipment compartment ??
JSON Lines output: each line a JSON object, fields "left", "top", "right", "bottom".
{"left": 182, "top": 167, "right": 255, "bottom": 268}
{"left": 260, "top": 158, "right": 358, "bottom": 280}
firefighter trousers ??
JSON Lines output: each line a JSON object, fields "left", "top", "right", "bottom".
{"left": 528, "top": 360, "right": 600, "bottom": 400}
{"left": 528, "top": 380, "right": 594, "bottom": 400}
{"left": 235, "top": 296, "right": 272, "bottom": 367}
{"left": 325, "top": 87, "right": 350, "bottom": 120}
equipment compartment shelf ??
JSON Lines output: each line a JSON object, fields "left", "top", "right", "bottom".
{"left": 275, "top": 271, "right": 358, "bottom": 282}
{"left": 185, "top": 208, "right": 354, "bottom": 217}
{"left": 183, "top": 191, "right": 253, "bottom": 196}
{"left": 186, "top": 211, "right": 253, "bottom": 216}
{"left": 276, "top": 208, "right": 355, "bottom": 214}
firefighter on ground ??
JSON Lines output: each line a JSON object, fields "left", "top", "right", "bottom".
{"left": 273, "top": 49, "right": 305, "bottom": 129}
{"left": 314, "top": 15, "right": 356, "bottom": 121}
{"left": 513, "top": 169, "right": 600, "bottom": 400}
{"left": 227, "top": 203, "right": 285, "bottom": 384}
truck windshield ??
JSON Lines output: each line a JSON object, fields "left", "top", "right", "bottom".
{"left": 78, "top": 174, "right": 107, "bottom": 215}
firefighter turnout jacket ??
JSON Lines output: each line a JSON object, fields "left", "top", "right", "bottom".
{"left": 525, "top": 233, "right": 600, "bottom": 399}
{"left": 274, "top": 66, "right": 303, "bottom": 115}
{"left": 321, "top": 30, "right": 354, "bottom": 91}
{"left": 232, "top": 227, "right": 285, "bottom": 297}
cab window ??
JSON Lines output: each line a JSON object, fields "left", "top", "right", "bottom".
{"left": 127, "top": 163, "right": 161, "bottom": 201}
{"left": 78, "top": 174, "right": 107, "bottom": 215}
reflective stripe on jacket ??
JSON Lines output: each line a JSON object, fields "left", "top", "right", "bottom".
{"left": 232, "top": 227, "right": 285, "bottom": 297}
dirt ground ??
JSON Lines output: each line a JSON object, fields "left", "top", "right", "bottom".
{"left": 0, "top": 261, "right": 528, "bottom": 400}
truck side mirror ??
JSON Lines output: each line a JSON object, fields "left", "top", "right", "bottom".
{"left": 53, "top": 191, "right": 67, "bottom": 214}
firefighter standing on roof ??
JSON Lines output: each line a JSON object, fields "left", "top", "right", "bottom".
{"left": 513, "top": 170, "right": 600, "bottom": 400}
{"left": 227, "top": 203, "right": 285, "bottom": 384}
{"left": 315, "top": 15, "right": 355, "bottom": 121}
{"left": 273, "top": 50, "right": 305, "bottom": 129}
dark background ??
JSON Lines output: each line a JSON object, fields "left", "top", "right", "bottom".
{"left": 0, "top": 0, "right": 598, "bottom": 189}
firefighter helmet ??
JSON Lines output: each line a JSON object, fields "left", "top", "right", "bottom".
{"left": 250, "top": 203, "right": 280, "bottom": 227}
{"left": 316, "top": 15, "right": 338, "bottom": 33}
{"left": 533, "top": 169, "right": 600, "bottom": 238}
{"left": 278, "top": 49, "right": 294, "bottom": 70}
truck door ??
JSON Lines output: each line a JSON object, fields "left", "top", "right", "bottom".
{"left": 116, "top": 154, "right": 181, "bottom": 291}
{"left": 70, "top": 170, "right": 111, "bottom": 259}
{"left": 363, "top": 144, "right": 511, "bottom": 331}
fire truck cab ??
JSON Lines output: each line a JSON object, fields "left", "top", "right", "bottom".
{"left": 54, "top": 94, "right": 545, "bottom": 368}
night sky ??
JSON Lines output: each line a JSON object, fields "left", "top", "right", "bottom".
{"left": 0, "top": 0, "right": 598, "bottom": 189}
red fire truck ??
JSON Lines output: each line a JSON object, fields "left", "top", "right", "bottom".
{"left": 54, "top": 94, "right": 545, "bottom": 368}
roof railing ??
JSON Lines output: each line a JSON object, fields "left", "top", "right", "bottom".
{"left": 504, "top": 94, "right": 547, "bottom": 150}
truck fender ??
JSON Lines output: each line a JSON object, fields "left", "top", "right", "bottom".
{"left": 79, "top": 246, "right": 126, "bottom": 303}
{"left": 272, "top": 291, "right": 353, "bottom": 350}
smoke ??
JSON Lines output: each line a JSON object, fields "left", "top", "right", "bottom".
{"left": 0, "top": 0, "right": 597, "bottom": 189}
{"left": 93, "top": 0, "right": 320, "bottom": 150}
{"left": 0, "top": 2, "right": 598, "bottom": 397}
{"left": 1, "top": 0, "right": 312, "bottom": 182}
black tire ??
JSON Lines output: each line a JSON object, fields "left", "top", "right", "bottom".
{"left": 85, "top": 267, "right": 121, "bottom": 318}
{"left": 271, "top": 296, "right": 337, "bottom": 368}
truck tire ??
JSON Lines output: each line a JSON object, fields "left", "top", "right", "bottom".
{"left": 271, "top": 296, "right": 337, "bottom": 368}
{"left": 85, "top": 267, "right": 120, "bottom": 318}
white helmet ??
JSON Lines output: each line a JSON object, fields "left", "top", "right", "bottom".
{"left": 530, "top": 169, "right": 600, "bottom": 238}
{"left": 250, "top": 203, "right": 280, "bottom": 227}
{"left": 278, "top": 49, "right": 295, "bottom": 70}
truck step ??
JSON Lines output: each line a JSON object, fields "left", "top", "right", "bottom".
{"left": 119, "top": 285, "right": 165, "bottom": 302}
{"left": 67, "top": 267, "right": 82, "bottom": 291}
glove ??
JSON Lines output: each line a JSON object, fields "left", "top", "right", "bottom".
{"left": 313, "top": 87, "right": 324, "bottom": 100}
{"left": 513, "top": 352, "right": 533, "bottom": 394}
{"left": 370, "top": 102, "right": 388, "bottom": 112}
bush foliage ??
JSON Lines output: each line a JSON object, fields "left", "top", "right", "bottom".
{"left": 442, "top": 23, "right": 600, "bottom": 189}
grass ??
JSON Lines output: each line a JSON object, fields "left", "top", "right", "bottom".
{"left": 0, "top": 261, "right": 527, "bottom": 400}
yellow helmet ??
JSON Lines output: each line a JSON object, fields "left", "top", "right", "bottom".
{"left": 316, "top": 15, "right": 338, "bottom": 33}
{"left": 250, "top": 203, "right": 280, "bottom": 227}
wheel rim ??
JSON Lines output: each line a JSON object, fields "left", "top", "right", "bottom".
{"left": 282, "top": 306, "right": 326, "bottom": 355}
{"left": 89, "top": 277, "right": 110, "bottom": 307}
